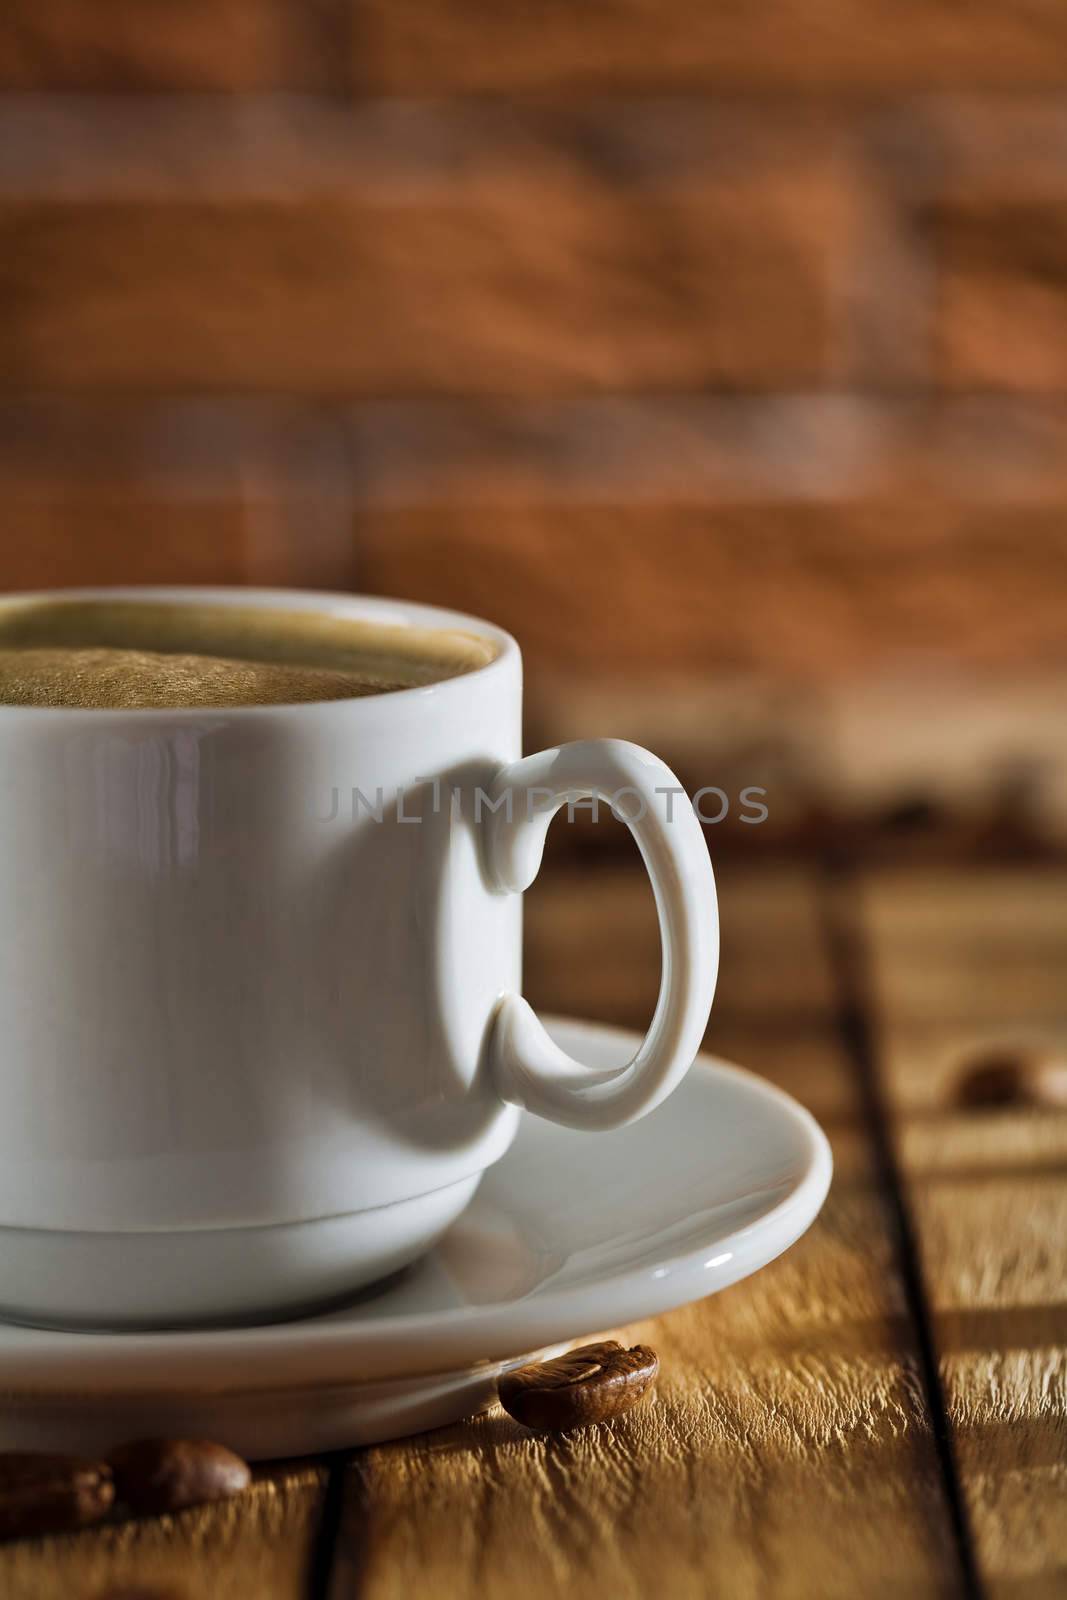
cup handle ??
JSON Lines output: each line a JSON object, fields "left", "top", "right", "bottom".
{"left": 483, "top": 738, "right": 718, "bottom": 1131}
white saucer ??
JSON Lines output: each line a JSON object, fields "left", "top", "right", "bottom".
{"left": 0, "top": 1018, "right": 831, "bottom": 1457}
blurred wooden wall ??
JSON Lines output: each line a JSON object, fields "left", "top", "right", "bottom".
{"left": 2, "top": 3, "right": 1067, "bottom": 830}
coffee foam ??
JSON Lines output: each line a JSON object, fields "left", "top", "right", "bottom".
{"left": 0, "top": 600, "right": 497, "bottom": 710}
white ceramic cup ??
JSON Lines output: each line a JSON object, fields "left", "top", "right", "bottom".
{"left": 0, "top": 587, "right": 718, "bottom": 1328}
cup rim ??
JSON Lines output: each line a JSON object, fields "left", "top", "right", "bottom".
{"left": 0, "top": 585, "right": 519, "bottom": 720}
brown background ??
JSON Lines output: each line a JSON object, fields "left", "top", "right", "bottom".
{"left": 2, "top": 4, "right": 1067, "bottom": 839}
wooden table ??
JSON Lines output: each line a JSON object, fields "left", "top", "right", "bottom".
{"left": 2, "top": 856, "right": 1064, "bottom": 1599}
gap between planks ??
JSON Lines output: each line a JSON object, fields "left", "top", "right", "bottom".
{"left": 818, "top": 855, "right": 984, "bottom": 1600}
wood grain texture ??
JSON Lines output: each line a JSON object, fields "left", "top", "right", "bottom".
{"left": 0, "top": 0, "right": 346, "bottom": 90}
{"left": 527, "top": 865, "right": 839, "bottom": 1026}
{"left": 1, "top": 495, "right": 253, "bottom": 590}
{"left": 0, "top": 398, "right": 360, "bottom": 592}
{"left": 0, "top": 490, "right": 358, "bottom": 594}
{"left": 0, "top": 166, "right": 853, "bottom": 392}
{"left": 358, "top": 0, "right": 1067, "bottom": 92}
{"left": 898, "top": 1117, "right": 1067, "bottom": 1600}
{"left": 863, "top": 870, "right": 1067, "bottom": 1027}
{"left": 326, "top": 865, "right": 959, "bottom": 1599}
{"left": 526, "top": 864, "right": 855, "bottom": 1123}
{"left": 862, "top": 867, "right": 1067, "bottom": 1598}
{"left": 932, "top": 200, "right": 1067, "bottom": 390}
{"left": 334, "top": 1183, "right": 956, "bottom": 1600}
{"left": 353, "top": 503, "right": 1067, "bottom": 679}
{"left": 7, "top": 0, "right": 1067, "bottom": 92}
{"left": 897, "top": 98, "right": 1067, "bottom": 391}
{"left": 0, "top": 1463, "right": 328, "bottom": 1600}
{"left": 4, "top": 861, "right": 1054, "bottom": 1595}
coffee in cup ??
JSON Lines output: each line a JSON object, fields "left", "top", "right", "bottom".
{"left": 0, "top": 598, "right": 494, "bottom": 709}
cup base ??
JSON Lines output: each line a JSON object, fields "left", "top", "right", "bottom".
{"left": 0, "top": 1173, "right": 482, "bottom": 1331}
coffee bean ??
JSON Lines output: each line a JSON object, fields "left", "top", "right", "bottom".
{"left": 498, "top": 1340, "right": 659, "bottom": 1431}
{"left": 107, "top": 1439, "right": 251, "bottom": 1516}
{"left": 955, "top": 1049, "right": 1067, "bottom": 1111}
{"left": 0, "top": 1451, "right": 114, "bottom": 1540}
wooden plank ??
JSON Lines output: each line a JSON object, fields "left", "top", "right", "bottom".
{"left": 862, "top": 866, "right": 1067, "bottom": 1598}
{"left": 898, "top": 1115, "right": 1067, "bottom": 1600}
{"left": 357, "top": 0, "right": 1067, "bottom": 93}
{"left": 0, "top": 0, "right": 345, "bottom": 90}
{"left": 0, "top": 157, "right": 853, "bottom": 390}
{"left": 7, "top": 0, "right": 1067, "bottom": 92}
{"left": 526, "top": 863, "right": 853, "bottom": 1123}
{"left": 0, "top": 489, "right": 357, "bottom": 593}
{"left": 353, "top": 503, "right": 1067, "bottom": 680}
{"left": 864, "top": 870, "right": 1067, "bottom": 1028}
{"left": 527, "top": 864, "right": 839, "bottom": 1028}
{"left": 328, "top": 866, "right": 960, "bottom": 1598}
{"left": 333, "top": 1169, "right": 956, "bottom": 1600}
{"left": 0, "top": 398, "right": 359, "bottom": 591}
{"left": 0, "top": 1462, "right": 329, "bottom": 1600}
{"left": 931, "top": 199, "right": 1067, "bottom": 392}
{"left": 893, "top": 95, "right": 1067, "bottom": 385}
{"left": 1, "top": 494, "right": 253, "bottom": 590}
